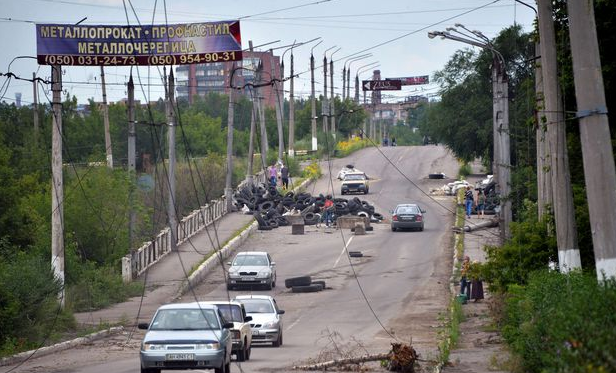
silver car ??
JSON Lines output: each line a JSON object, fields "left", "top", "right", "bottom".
{"left": 391, "top": 203, "right": 426, "bottom": 232}
{"left": 138, "top": 303, "right": 233, "bottom": 373}
{"left": 233, "top": 295, "right": 285, "bottom": 347}
{"left": 227, "top": 251, "right": 277, "bottom": 290}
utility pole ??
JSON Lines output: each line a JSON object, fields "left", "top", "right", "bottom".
{"left": 100, "top": 66, "right": 113, "bottom": 169}
{"left": 322, "top": 54, "right": 329, "bottom": 134}
{"left": 342, "top": 65, "right": 346, "bottom": 101}
{"left": 271, "top": 50, "right": 284, "bottom": 161}
{"left": 288, "top": 51, "right": 296, "bottom": 157}
{"left": 225, "top": 62, "right": 236, "bottom": 212}
{"left": 346, "top": 67, "right": 351, "bottom": 100}
{"left": 310, "top": 49, "right": 318, "bottom": 151}
{"left": 566, "top": 0, "right": 616, "bottom": 280}
{"left": 257, "top": 61, "right": 268, "bottom": 168}
{"left": 534, "top": 42, "right": 553, "bottom": 221}
{"left": 330, "top": 56, "right": 336, "bottom": 138}
{"left": 51, "top": 64, "right": 64, "bottom": 308}
{"left": 127, "top": 75, "right": 137, "bottom": 277}
{"left": 537, "top": 0, "right": 580, "bottom": 270}
{"left": 354, "top": 73, "right": 360, "bottom": 103}
{"left": 166, "top": 68, "right": 177, "bottom": 251}
{"left": 32, "top": 72, "right": 39, "bottom": 144}
{"left": 246, "top": 40, "right": 257, "bottom": 184}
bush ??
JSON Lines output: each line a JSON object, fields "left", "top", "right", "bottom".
{"left": 502, "top": 270, "right": 616, "bottom": 373}
{"left": 302, "top": 161, "right": 322, "bottom": 181}
{"left": 335, "top": 136, "right": 370, "bottom": 157}
{"left": 458, "top": 162, "right": 471, "bottom": 178}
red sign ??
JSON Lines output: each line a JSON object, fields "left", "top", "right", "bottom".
{"left": 362, "top": 80, "right": 402, "bottom": 91}
{"left": 386, "top": 75, "right": 429, "bottom": 86}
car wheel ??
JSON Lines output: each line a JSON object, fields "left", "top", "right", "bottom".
{"left": 226, "top": 283, "right": 233, "bottom": 291}
{"left": 391, "top": 226, "right": 396, "bottom": 232}
{"left": 420, "top": 225, "right": 424, "bottom": 232}
{"left": 273, "top": 331, "right": 282, "bottom": 347}
{"left": 141, "top": 368, "right": 161, "bottom": 373}
{"left": 364, "top": 189, "right": 369, "bottom": 194}
{"left": 237, "top": 343, "right": 247, "bottom": 361}
{"left": 214, "top": 355, "right": 228, "bottom": 373}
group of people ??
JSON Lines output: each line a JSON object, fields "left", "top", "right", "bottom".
{"left": 464, "top": 186, "right": 486, "bottom": 219}
{"left": 460, "top": 255, "right": 484, "bottom": 302}
{"left": 268, "top": 162, "right": 290, "bottom": 189}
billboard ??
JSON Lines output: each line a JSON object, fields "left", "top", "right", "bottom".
{"left": 362, "top": 79, "right": 402, "bottom": 91}
{"left": 386, "top": 75, "right": 429, "bottom": 86}
{"left": 36, "top": 21, "right": 242, "bottom": 66}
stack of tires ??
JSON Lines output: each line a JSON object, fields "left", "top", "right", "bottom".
{"left": 285, "top": 276, "right": 327, "bottom": 293}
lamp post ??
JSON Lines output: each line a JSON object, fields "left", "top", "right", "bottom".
{"left": 310, "top": 40, "right": 322, "bottom": 151}
{"left": 342, "top": 53, "right": 371, "bottom": 101}
{"left": 428, "top": 26, "right": 511, "bottom": 240}
{"left": 322, "top": 46, "right": 336, "bottom": 134}
{"left": 355, "top": 61, "right": 379, "bottom": 103}
{"left": 329, "top": 47, "right": 341, "bottom": 138}
{"left": 347, "top": 54, "right": 372, "bottom": 101}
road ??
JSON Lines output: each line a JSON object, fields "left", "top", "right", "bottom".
{"left": 1, "top": 145, "right": 459, "bottom": 373}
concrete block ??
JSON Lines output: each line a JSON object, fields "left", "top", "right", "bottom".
{"left": 354, "top": 222, "right": 366, "bottom": 235}
{"left": 292, "top": 224, "right": 305, "bottom": 235}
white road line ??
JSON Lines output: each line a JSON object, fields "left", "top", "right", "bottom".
{"left": 333, "top": 236, "right": 354, "bottom": 268}
{"left": 286, "top": 316, "right": 302, "bottom": 331}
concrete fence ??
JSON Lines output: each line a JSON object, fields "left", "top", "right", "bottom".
{"left": 122, "top": 171, "right": 267, "bottom": 283}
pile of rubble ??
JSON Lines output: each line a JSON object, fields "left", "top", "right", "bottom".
{"left": 234, "top": 183, "right": 382, "bottom": 230}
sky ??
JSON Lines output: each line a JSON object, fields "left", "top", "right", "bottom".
{"left": 0, "top": 0, "right": 536, "bottom": 106}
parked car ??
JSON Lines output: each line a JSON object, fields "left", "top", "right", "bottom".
{"left": 199, "top": 301, "right": 253, "bottom": 361}
{"left": 341, "top": 172, "right": 369, "bottom": 195}
{"left": 138, "top": 303, "right": 233, "bottom": 373}
{"left": 233, "top": 295, "right": 285, "bottom": 347}
{"left": 391, "top": 203, "right": 426, "bottom": 232}
{"left": 227, "top": 251, "right": 277, "bottom": 290}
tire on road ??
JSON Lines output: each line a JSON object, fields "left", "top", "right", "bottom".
{"left": 311, "top": 280, "right": 326, "bottom": 288}
{"left": 291, "top": 284, "right": 324, "bottom": 293}
{"left": 285, "top": 276, "right": 312, "bottom": 288}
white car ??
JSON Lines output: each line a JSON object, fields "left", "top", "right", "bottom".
{"left": 233, "top": 295, "right": 285, "bottom": 347}
{"left": 199, "top": 301, "right": 253, "bottom": 361}
{"left": 337, "top": 164, "right": 364, "bottom": 180}
{"left": 227, "top": 251, "right": 277, "bottom": 290}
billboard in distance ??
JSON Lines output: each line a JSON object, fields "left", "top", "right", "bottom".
{"left": 386, "top": 75, "right": 429, "bottom": 86}
{"left": 36, "top": 21, "right": 242, "bottom": 66}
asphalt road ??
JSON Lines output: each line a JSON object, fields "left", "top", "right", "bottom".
{"left": 1, "top": 144, "right": 459, "bottom": 373}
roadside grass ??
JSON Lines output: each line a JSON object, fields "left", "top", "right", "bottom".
{"left": 458, "top": 162, "right": 472, "bottom": 178}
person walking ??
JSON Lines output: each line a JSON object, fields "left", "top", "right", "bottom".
{"left": 460, "top": 256, "right": 471, "bottom": 299}
{"left": 476, "top": 189, "right": 486, "bottom": 219}
{"left": 280, "top": 164, "right": 289, "bottom": 189}
{"left": 464, "top": 186, "right": 474, "bottom": 218}
{"left": 268, "top": 163, "right": 277, "bottom": 187}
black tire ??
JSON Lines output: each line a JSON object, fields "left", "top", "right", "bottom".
{"left": 365, "top": 226, "right": 374, "bottom": 231}
{"left": 391, "top": 227, "right": 396, "bottom": 232}
{"left": 237, "top": 343, "right": 247, "bottom": 362}
{"left": 311, "top": 280, "right": 326, "bottom": 288}
{"left": 372, "top": 212, "right": 384, "bottom": 220}
{"left": 364, "top": 189, "right": 369, "bottom": 194}
{"left": 227, "top": 282, "right": 234, "bottom": 291}
{"left": 273, "top": 331, "right": 282, "bottom": 347}
{"left": 420, "top": 226, "right": 424, "bottom": 232}
{"left": 428, "top": 173, "right": 445, "bottom": 179}
{"left": 267, "top": 219, "right": 279, "bottom": 228}
{"left": 285, "top": 276, "right": 312, "bottom": 288}
{"left": 141, "top": 368, "right": 161, "bottom": 373}
{"left": 258, "top": 201, "right": 275, "bottom": 211}
{"left": 291, "top": 284, "right": 323, "bottom": 293}
{"left": 348, "top": 251, "right": 363, "bottom": 258}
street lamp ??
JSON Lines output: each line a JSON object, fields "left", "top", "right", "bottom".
{"left": 329, "top": 47, "right": 342, "bottom": 138}
{"left": 310, "top": 40, "right": 322, "bottom": 151}
{"left": 428, "top": 25, "right": 511, "bottom": 240}
{"left": 347, "top": 54, "right": 372, "bottom": 100}
{"left": 355, "top": 61, "right": 379, "bottom": 103}
{"left": 342, "top": 53, "right": 371, "bottom": 100}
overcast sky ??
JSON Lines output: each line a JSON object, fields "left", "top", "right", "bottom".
{"left": 0, "top": 0, "right": 536, "bottom": 106}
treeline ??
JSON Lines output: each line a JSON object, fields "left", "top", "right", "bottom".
{"left": 417, "top": 2, "right": 616, "bottom": 371}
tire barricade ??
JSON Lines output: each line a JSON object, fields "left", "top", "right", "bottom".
{"left": 234, "top": 183, "right": 383, "bottom": 230}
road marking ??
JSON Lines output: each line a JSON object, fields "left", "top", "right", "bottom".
{"left": 286, "top": 316, "right": 302, "bottom": 331}
{"left": 333, "top": 236, "right": 354, "bottom": 268}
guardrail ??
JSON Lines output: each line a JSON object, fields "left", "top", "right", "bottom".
{"left": 121, "top": 171, "right": 267, "bottom": 283}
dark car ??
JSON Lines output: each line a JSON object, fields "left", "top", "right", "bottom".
{"left": 391, "top": 204, "right": 426, "bottom": 232}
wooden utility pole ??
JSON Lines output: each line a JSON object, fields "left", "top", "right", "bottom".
{"left": 288, "top": 52, "right": 296, "bottom": 157}
{"left": 166, "top": 69, "right": 177, "bottom": 251}
{"left": 534, "top": 42, "right": 553, "bottom": 221}
{"left": 127, "top": 75, "right": 136, "bottom": 276}
{"left": 225, "top": 62, "right": 236, "bottom": 212}
{"left": 310, "top": 53, "right": 317, "bottom": 151}
{"left": 566, "top": 0, "right": 616, "bottom": 280}
{"left": 32, "top": 72, "right": 39, "bottom": 143}
{"left": 271, "top": 50, "right": 284, "bottom": 161}
{"left": 322, "top": 55, "right": 329, "bottom": 133}
{"left": 100, "top": 66, "right": 113, "bottom": 169}
{"left": 51, "top": 65, "right": 64, "bottom": 308}
{"left": 537, "top": 0, "right": 580, "bottom": 270}
{"left": 246, "top": 41, "right": 257, "bottom": 185}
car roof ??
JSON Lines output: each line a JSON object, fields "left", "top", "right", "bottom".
{"left": 235, "top": 251, "right": 268, "bottom": 256}
{"left": 157, "top": 302, "right": 218, "bottom": 310}
{"left": 233, "top": 295, "right": 274, "bottom": 301}
{"left": 395, "top": 203, "right": 420, "bottom": 207}
{"left": 197, "top": 301, "right": 243, "bottom": 307}
{"left": 345, "top": 172, "right": 365, "bottom": 175}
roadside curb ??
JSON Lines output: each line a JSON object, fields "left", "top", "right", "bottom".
{"left": 0, "top": 326, "right": 124, "bottom": 367}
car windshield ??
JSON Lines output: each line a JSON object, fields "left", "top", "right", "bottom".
{"left": 233, "top": 254, "right": 268, "bottom": 266}
{"left": 240, "top": 299, "right": 274, "bottom": 313}
{"left": 396, "top": 206, "right": 420, "bottom": 215}
{"left": 149, "top": 309, "right": 220, "bottom": 330}
{"left": 344, "top": 174, "right": 365, "bottom": 181}
{"left": 215, "top": 304, "right": 243, "bottom": 322}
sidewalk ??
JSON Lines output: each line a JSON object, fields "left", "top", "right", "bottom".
{"left": 75, "top": 212, "right": 255, "bottom": 326}
{"left": 442, "top": 168, "right": 511, "bottom": 373}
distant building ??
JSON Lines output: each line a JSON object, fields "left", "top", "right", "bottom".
{"left": 175, "top": 50, "right": 281, "bottom": 108}
{"left": 15, "top": 92, "right": 21, "bottom": 107}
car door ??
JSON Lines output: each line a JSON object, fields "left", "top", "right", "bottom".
{"left": 267, "top": 253, "right": 276, "bottom": 281}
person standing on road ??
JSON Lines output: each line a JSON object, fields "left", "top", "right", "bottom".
{"left": 280, "top": 164, "right": 289, "bottom": 189}
{"left": 464, "top": 186, "right": 474, "bottom": 218}
{"left": 269, "top": 163, "right": 277, "bottom": 187}
{"left": 476, "top": 189, "right": 486, "bottom": 219}
{"left": 323, "top": 195, "right": 334, "bottom": 227}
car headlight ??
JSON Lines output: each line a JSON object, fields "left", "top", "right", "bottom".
{"left": 228, "top": 268, "right": 239, "bottom": 277}
{"left": 143, "top": 343, "right": 166, "bottom": 351}
{"left": 257, "top": 269, "right": 271, "bottom": 278}
{"left": 262, "top": 321, "right": 277, "bottom": 328}
{"left": 196, "top": 342, "right": 220, "bottom": 350}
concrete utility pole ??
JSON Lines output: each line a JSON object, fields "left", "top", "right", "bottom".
{"left": 310, "top": 42, "right": 321, "bottom": 151}
{"left": 288, "top": 51, "right": 296, "bottom": 157}
{"left": 100, "top": 66, "right": 113, "bottom": 169}
{"left": 533, "top": 42, "right": 553, "bottom": 221}
{"left": 322, "top": 53, "right": 329, "bottom": 134}
{"left": 257, "top": 61, "right": 268, "bottom": 169}
{"left": 166, "top": 69, "right": 177, "bottom": 251}
{"left": 566, "top": 0, "right": 616, "bottom": 280}
{"left": 537, "top": 0, "right": 580, "bottom": 270}
{"left": 127, "top": 75, "right": 137, "bottom": 276}
{"left": 342, "top": 64, "right": 346, "bottom": 101}
{"left": 329, "top": 51, "right": 336, "bottom": 138}
{"left": 51, "top": 65, "right": 64, "bottom": 308}
{"left": 225, "top": 62, "right": 237, "bottom": 212}
{"left": 246, "top": 40, "right": 257, "bottom": 184}
{"left": 271, "top": 50, "right": 285, "bottom": 161}
{"left": 32, "top": 72, "right": 39, "bottom": 144}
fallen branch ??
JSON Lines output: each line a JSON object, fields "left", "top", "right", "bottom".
{"left": 293, "top": 352, "right": 389, "bottom": 370}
